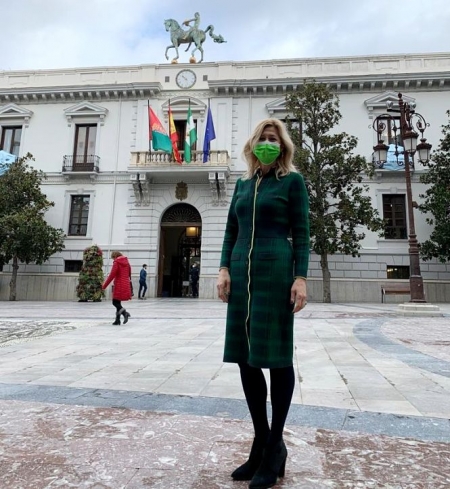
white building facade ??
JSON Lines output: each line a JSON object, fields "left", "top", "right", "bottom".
{"left": 0, "top": 53, "right": 449, "bottom": 302}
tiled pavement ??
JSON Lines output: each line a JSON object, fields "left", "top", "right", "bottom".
{"left": 0, "top": 299, "right": 449, "bottom": 488}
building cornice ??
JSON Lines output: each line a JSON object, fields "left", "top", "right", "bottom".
{"left": 2, "top": 53, "right": 450, "bottom": 102}
{"left": 0, "top": 83, "right": 162, "bottom": 104}
{"left": 208, "top": 72, "right": 450, "bottom": 95}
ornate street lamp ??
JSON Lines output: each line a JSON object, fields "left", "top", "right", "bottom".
{"left": 372, "top": 93, "right": 432, "bottom": 303}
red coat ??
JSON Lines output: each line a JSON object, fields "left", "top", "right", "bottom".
{"left": 102, "top": 255, "right": 132, "bottom": 301}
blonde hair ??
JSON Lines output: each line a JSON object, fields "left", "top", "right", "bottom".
{"left": 111, "top": 251, "right": 123, "bottom": 259}
{"left": 242, "top": 118, "right": 297, "bottom": 179}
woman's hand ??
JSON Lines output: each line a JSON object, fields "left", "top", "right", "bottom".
{"left": 290, "top": 278, "right": 307, "bottom": 313}
{"left": 217, "top": 268, "right": 231, "bottom": 303}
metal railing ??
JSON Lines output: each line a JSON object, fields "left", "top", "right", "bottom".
{"left": 62, "top": 155, "right": 100, "bottom": 172}
{"left": 130, "top": 150, "right": 229, "bottom": 168}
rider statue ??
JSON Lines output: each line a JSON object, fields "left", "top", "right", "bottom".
{"left": 164, "top": 12, "right": 226, "bottom": 63}
{"left": 182, "top": 12, "right": 201, "bottom": 39}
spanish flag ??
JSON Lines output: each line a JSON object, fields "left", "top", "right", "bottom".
{"left": 168, "top": 106, "right": 182, "bottom": 164}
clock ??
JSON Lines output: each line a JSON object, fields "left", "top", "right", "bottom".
{"left": 175, "top": 69, "right": 197, "bottom": 89}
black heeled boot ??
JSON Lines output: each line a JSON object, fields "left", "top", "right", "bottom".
{"left": 249, "top": 440, "right": 287, "bottom": 489}
{"left": 231, "top": 436, "right": 267, "bottom": 481}
{"left": 119, "top": 308, "right": 131, "bottom": 324}
{"left": 112, "top": 314, "right": 121, "bottom": 325}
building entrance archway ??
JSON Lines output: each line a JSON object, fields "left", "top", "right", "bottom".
{"left": 158, "top": 203, "right": 202, "bottom": 298}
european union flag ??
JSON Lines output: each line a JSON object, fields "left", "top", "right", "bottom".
{"left": 202, "top": 106, "right": 216, "bottom": 163}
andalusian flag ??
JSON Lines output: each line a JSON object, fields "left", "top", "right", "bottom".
{"left": 148, "top": 106, "right": 171, "bottom": 153}
{"left": 184, "top": 103, "right": 197, "bottom": 163}
{"left": 168, "top": 106, "right": 182, "bottom": 164}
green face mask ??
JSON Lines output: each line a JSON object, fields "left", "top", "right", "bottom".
{"left": 253, "top": 142, "right": 281, "bottom": 165}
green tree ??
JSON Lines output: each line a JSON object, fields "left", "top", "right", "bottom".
{"left": 285, "top": 81, "right": 384, "bottom": 302}
{"left": 0, "top": 154, "right": 65, "bottom": 301}
{"left": 76, "top": 245, "right": 105, "bottom": 302}
{"left": 419, "top": 111, "right": 450, "bottom": 263}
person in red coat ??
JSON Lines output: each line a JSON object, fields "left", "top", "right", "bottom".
{"left": 102, "top": 251, "right": 132, "bottom": 325}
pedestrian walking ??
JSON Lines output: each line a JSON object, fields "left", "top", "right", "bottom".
{"left": 102, "top": 251, "right": 132, "bottom": 325}
{"left": 217, "top": 118, "right": 310, "bottom": 488}
{"left": 190, "top": 262, "right": 199, "bottom": 298}
{"left": 138, "top": 264, "right": 148, "bottom": 299}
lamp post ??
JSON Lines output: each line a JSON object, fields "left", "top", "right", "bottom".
{"left": 372, "top": 93, "right": 432, "bottom": 303}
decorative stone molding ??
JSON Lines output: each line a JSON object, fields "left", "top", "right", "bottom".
{"left": 130, "top": 173, "right": 151, "bottom": 206}
{"left": 365, "top": 91, "right": 416, "bottom": 113}
{"left": 0, "top": 83, "right": 162, "bottom": 104}
{"left": 208, "top": 74, "right": 450, "bottom": 96}
{"left": 64, "top": 101, "right": 108, "bottom": 126}
{"left": 208, "top": 171, "right": 228, "bottom": 206}
{"left": 0, "top": 103, "right": 33, "bottom": 127}
{"left": 266, "top": 97, "right": 288, "bottom": 117}
{"left": 161, "top": 96, "right": 207, "bottom": 121}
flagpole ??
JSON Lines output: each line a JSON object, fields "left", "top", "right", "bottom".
{"left": 204, "top": 98, "right": 210, "bottom": 164}
{"left": 189, "top": 98, "right": 192, "bottom": 164}
{"left": 169, "top": 98, "right": 172, "bottom": 164}
{"left": 147, "top": 100, "right": 152, "bottom": 162}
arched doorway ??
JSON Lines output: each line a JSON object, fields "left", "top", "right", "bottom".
{"left": 158, "top": 203, "right": 202, "bottom": 298}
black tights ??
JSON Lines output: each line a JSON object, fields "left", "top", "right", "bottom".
{"left": 112, "top": 299, "right": 122, "bottom": 313}
{"left": 238, "top": 362, "right": 295, "bottom": 447}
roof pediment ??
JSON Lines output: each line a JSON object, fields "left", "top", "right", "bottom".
{"left": 365, "top": 91, "right": 416, "bottom": 111}
{"left": 0, "top": 103, "right": 33, "bottom": 126}
{"left": 64, "top": 101, "right": 108, "bottom": 117}
{"left": 64, "top": 101, "right": 108, "bottom": 125}
{"left": 266, "top": 98, "right": 288, "bottom": 115}
{"left": 161, "top": 97, "right": 207, "bottom": 120}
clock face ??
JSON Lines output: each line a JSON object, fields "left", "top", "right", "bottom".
{"left": 176, "top": 69, "right": 196, "bottom": 89}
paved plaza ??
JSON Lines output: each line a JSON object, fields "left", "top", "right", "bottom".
{"left": 1, "top": 299, "right": 450, "bottom": 488}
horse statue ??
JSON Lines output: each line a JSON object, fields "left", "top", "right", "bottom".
{"left": 164, "top": 13, "right": 226, "bottom": 63}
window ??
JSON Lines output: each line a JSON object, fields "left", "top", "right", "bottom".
{"left": 1, "top": 126, "right": 22, "bottom": 156}
{"left": 383, "top": 194, "right": 407, "bottom": 239}
{"left": 73, "top": 124, "right": 97, "bottom": 166}
{"left": 68, "top": 195, "right": 90, "bottom": 236}
{"left": 283, "top": 118, "right": 303, "bottom": 148}
{"left": 174, "top": 119, "right": 197, "bottom": 151}
{"left": 376, "top": 116, "right": 403, "bottom": 146}
{"left": 387, "top": 265, "right": 410, "bottom": 279}
{"left": 64, "top": 260, "right": 83, "bottom": 273}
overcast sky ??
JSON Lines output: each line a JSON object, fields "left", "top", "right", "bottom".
{"left": 1, "top": 0, "right": 449, "bottom": 71}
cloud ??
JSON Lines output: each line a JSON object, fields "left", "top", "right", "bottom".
{"left": 0, "top": 0, "right": 449, "bottom": 70}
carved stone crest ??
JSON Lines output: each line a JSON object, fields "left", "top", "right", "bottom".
{"left": 175, "top": 181, "right": 188, "bottom": 201}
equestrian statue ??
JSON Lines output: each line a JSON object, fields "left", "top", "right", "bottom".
{"left": 164, "top": 12, "right": 226, "bottom": 63}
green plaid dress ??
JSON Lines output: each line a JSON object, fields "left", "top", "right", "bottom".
{"left": 220, "top": 169, "right": 310, "bottom": 368}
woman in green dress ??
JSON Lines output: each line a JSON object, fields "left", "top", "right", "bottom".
{"left": 217, "top": 118, "right": 310, "bottom": 489}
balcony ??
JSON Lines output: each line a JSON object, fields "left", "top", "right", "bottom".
{"left": 62, "top": 155, "right": 100, "bottom": 178}
{"left": 129, "top": 150, "right": 230, "bottom": 184}
{"left": 371, "top": 145, "right": 415, "bottom": 173}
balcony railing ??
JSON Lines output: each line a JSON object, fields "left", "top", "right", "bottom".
{"left": 130, "top": 150, "right": 229, "bottom": 168}
{"left": 62, "top": 155, "right": 100, "bottom": 173}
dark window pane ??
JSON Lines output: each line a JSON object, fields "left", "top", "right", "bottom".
{"left": 383, "top": 194, "right": 407, "bottom": 239}
{"left": 1, "top": 126, "right": 22, "bottom": 156}
{"left": 68, "top": 195, "right": 90, "bottom": 236}
{"left": 174, "top": 118, "right": 197, "bottom": 151}
{"left": 73, "top": 124, "right": 97, "bottom": 164}
{"left": 386, "top": 265, "right": 410, "bottom": 279}
{"left": 64, "top": 260, "right": 83, "bottom": 273}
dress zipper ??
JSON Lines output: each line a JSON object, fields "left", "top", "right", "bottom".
{"left": 244, "top": 173, "right": 262, "bottom": 353}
